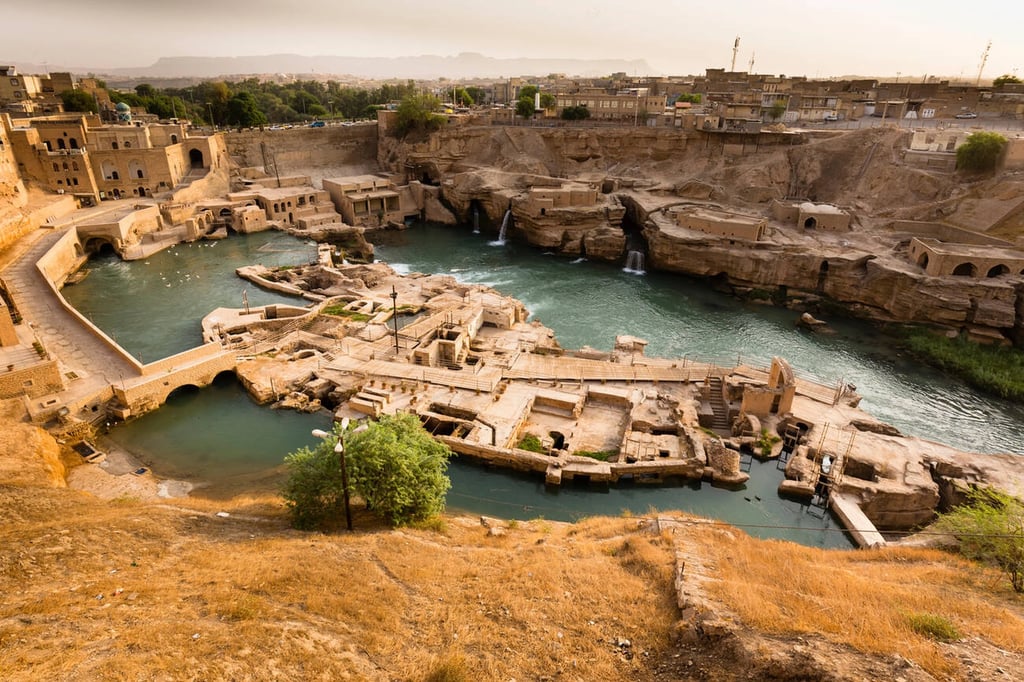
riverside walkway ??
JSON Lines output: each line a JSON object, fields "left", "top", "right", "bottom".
{"left": 1, "top": 225, "right": 139, "bottom": 410}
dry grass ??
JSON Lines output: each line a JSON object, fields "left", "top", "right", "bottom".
{"left": 684, "top": 521, "right": 1024, "bottom": 680}
{"left": 0, "top": 485, "right": 678, "bottom": 681}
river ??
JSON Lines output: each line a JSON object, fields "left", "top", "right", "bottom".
{"left": 62, "top": 225, "right": 1024, "bottom": 548}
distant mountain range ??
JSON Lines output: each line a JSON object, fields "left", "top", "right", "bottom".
{"left": 15, "top": 52, "right": 655, "bottom": 80}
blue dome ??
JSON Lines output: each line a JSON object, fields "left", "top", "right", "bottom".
{"left": 115, "top": 102, "right": 130, "bottom": 111}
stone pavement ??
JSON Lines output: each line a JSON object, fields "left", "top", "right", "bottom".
{"left": 1, "top": 226, "right": 139, "bottom": 415}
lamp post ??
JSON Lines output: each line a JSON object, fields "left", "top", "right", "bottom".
{"left": 329, "top": 99, "right": 334, "bottom": 120}
{"left": 390, "top": 285, "right": 400, "bottom": 354}
{"left": 313, "top": 418, "right": 353, "bottom": 530}
{"left": 206, "top": 102, "right": 215, "bottom": 130}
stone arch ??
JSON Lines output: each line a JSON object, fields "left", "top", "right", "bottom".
{"left": 986, "top": 264, "right": 1010, "bottom": 278}
{"left": 170, "top": 134, "right": 178, "bottom": 144}
{"left": 951, "top": 262, "right": 977, "bottom": 277}
{"left": 83, "top": 236, "right": 116, "bottom": 255}
{"left": 803, "top": 216, "right": 817, "bottom": 229}
{"left": 163, "top": 383, "right": 201, "bottom": 404}
{"left": 101, "top": 160, "right": 117, "bottom": 180}
{"left": 112, "top": 189, "right": 121, "bottom": 199}
{"left": 189, "top": 148, "right": 204, "bottom": 169}
{"left": 917, "top": 252, "right": 929, "bottom": 269}
{"left": 138, "top": 186, "right": 146, "bottom": 197}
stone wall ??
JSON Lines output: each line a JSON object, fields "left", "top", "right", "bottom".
{"left": 225, "top": 126, "right": 378, "bottom": 172}
{"left": 0, "top": 359, "right": 63, "bottom": 399}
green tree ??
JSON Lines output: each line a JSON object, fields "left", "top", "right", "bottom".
{"left": 768, "top": 101, "right": 787, "bottom": 121}
{"left": 539, "top": 92, "right": 556, "bottom": 109}
{"left": 956, "top": 131, "right": 1007, "bottom": 172}
{"left": 282, "top": 430, "right": 348, "bottom": 530}
{"left": 226, "top": 91, "right": 268, "bottom": 129}
{"left": 465, "top": 86, "right": 487, "bottom": 105}
{"left": 515, "top": 96, "right": 536, "bottom": 119}
{"left": 345, "top": 412, "right": 454, "bottom": 527}
{"left": 936, "top": 488, "right": 1024, "bottom": 592}
{"left": 60, "top": 89, "right": 97, "bottom": 113}
{"left": 395, "top": 93, "right": 445, "bottom": 134}
{"left": 674, "top": 93, "right": 702, "bottom": 104}
{"left": 993, "top": 74, "right": 1022, "bottom": 87}
{"left": 518, "top": 85, "right": 539, "bottom": 100}
{"left": 135, "top": 83, "right": 156, "bottom": 98}
{"left": 561, "top": 104, "right": 590, "bottom": 120}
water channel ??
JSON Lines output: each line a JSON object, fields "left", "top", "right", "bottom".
{"left": 62, "top": 224, "right": 1024, "bottom": 549}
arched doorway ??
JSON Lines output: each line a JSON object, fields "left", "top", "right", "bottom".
{"left": 138, "top": 186, "right": 146, "bottom": 197}
{"left": 189, "top": 149, "right": 204, "bottom": 169}
{"left": 917, "top": 253, "right": 929, "bottom": 270}
{"left": 803, "top": 216, "right": 817, "bottom": 229}
{"left": 83, "top": 237, "right": 116, "bottom": 255}
{"left": 952, "top": 262, "right": 976, "bottom": 277}
{"left": 987, "top": 264, "right": 1010, "bottom": 277}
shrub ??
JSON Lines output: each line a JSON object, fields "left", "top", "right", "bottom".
{"left": 935, "top": 487, "right": 1024, "bottom": 592}
{"left": 517, "top": 433, "right": 546, "bottom": 453}
{"left": 906, "top": 613, "right": 960, "bottom": 642}
{"left": 956, "top": 131, "right": 1007, "bottom": 172}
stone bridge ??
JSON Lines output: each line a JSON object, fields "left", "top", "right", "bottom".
{"left": 111, "top": 344, "right": 238, "bottom": 418}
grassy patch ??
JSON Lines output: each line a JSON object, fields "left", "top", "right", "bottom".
{"left": 321, "top": 305, "right": 372, "bottom": 322}
{"left": 517, "top": 433, "right": 546, "bottom": 453}
{"left": 906, "top": 612, "right": 960, "bottom": 642}
{"left": 573, "top": 449, "right": 617, "bottom": 461}
{"left": 755, "top": 429, "right": 780, "bottom": 457}
{"left": 903, "top": 329, "right": 1024, "bottom": 400}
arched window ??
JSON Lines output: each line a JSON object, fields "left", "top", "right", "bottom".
{"left": 62, "top": 162, "right": 69, "bottom": 171}
{"left": 170, "top": 134, "right": 178, "bottom": 144}
{"left": 112, "top": 142, "right": 118, "bottom": 150}
{"left": 69, "top": 138, "right": 78, "bottom": 149}
{"left": 124, "top": 140, "right": 131, "bottom": 148}
{"left": 952, "top": 262, "right": 976, "bottom": 277}
{"left": 72, "top": 178, "right": 79, "bottom": 186}
{"left": 987, "top": 264, "right": 1010, "bottom": 278}
{"left": 57, "top": 138, "right": 66, "bottom": 150}
{"left": 72, "top": 161, "right": 79, "bottom": 171}
{"left": 137, "top": 169, "right": 144, "bottom": 179}
{"left": 52, "top": 163, "right": 59, "bottom": 172}
{"left": 111, "top": 171, "right": 119, "bottom": 180}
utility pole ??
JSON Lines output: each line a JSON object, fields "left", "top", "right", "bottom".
{"left": 731, "top": 36, "right": 740, "bottom": 72}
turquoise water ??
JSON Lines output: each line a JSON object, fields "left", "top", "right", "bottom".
{"left": 62, "top": 232, "right": 318, "bottom": 363}
{"left": 71, "top": 224, "right": 1024, "bottom": 547}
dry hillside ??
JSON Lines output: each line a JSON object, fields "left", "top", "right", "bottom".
{"left": 2, "top": 421, "right": 1024, "bottom": 681}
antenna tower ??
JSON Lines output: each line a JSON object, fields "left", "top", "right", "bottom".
{"left": 748, "top": 51, "right": 755, "bottom": 73}
{"left": 731, "top": 36, "right": 740, "bottom": 72}
{"left": 975, "top": 40, "right": 991, "bottom": 86}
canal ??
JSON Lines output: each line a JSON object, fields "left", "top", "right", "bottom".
{"left": 62, "top": 225, "right": 1024, "bottom": 548}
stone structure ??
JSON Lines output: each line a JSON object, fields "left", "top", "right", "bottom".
{"left": 771, "top": 200, "right": 851, "bottom": 232}
{"left": 910, "top": 237, "right": 1024, "bottom": 278}
{"left": 322, "top": 174, "right": 410, "bottom": 227}
{"left": 232, "top": 175, "right": 342, "bottom": 230}
{"left": 673, "top": 206, "right": 767, "bottom": 241}
{"left": 2, "top": 114, "right": 225, "bottom": 204}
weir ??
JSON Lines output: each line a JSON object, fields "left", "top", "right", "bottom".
{"left": 623, "top": 250, "right": 645, "bottom": 274}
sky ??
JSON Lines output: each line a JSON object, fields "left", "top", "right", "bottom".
{"left": 7, "top": 0, "right": 1023, "bottom": 80}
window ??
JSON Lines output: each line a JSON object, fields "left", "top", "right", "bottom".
{"left": 72, "top": 178, "right": 78, "bottom": 186}
{"left": 112, "top": 142, "right": 118, "bottom": 150}
{"left": 62, "top": 162, "right": 69, "bottom": 171}
{"left": 53, "top": 163, "right": 59, "bottom": 172}
{"left": 10, "top": 78, "right": 18, "bottom": 85}
{"left": 72, "top": 161, "right": 78, "bottom": 171}
{"left": 124, "top": 141, "right": 131, "bottom": 148}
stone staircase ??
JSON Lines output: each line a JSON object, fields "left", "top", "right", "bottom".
{"left": 706, "top": 376, "right": 730, "bottom": 432}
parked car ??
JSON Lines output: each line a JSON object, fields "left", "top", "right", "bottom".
{"left": 823, "top": 113, "right": 839, "bottom": 122}
{"left": 955, "top": 112, "right": 978, "bottom": 119}
{"left": 309, "top": 120, "right": 326, "bottom": 128}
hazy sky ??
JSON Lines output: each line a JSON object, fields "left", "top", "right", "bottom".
{"left": 8, "top": 0, "right": 1023, "bottom": 79}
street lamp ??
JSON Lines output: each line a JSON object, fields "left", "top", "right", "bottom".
{"left": 313, "top": 418, "right": 354, "bottom": 530}
{"left": 329, "top": 99, "right": 334, "bottom": 120}
{"left": 390, "top": 285, "right": 400, "bottom": 354}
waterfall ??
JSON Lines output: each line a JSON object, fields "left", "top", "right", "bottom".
{"left": 472, "top": 207, "right": 480, "bottom": 234}
{"left": 490, "top": 209, "right": 512, "bottom": 246}
{"left": 623, "top": 250, "right": 645, "bottom": 274}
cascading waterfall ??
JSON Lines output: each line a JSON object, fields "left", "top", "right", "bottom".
{"left": 490, "top": 209, "right": 512, "bottom": 246}
{"left": 623, "top": 250, "right": 645, "bottom": 274}
{"left": 472, "top": 207, "right": 480, "bottom": 234}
